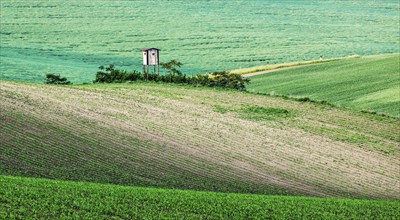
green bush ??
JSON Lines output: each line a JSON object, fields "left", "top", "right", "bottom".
{"left": 187, "top": 72, "right": 250, "bottom": 90}
{"left": 45, "top": 74, "right": 72, "bottom": 85}
{"left": 94, "top": 65, "right": 142, "bottom": 83}
{"left": 208, "top": 71, "right": 250, "bottom": 90}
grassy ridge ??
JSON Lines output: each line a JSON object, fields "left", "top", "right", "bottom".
{"left": 231, "top": 57, "right": 343, "bottom": 75}
{"left": 247, "top": 54, "right": 400, "bottom": 117}
{"left": 1, "top": 175, "right": 399, "bottom": 219}
{"left": 1, "top": 81, "right": 399, "bottom": 199}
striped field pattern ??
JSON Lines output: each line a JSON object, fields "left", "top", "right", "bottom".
{"left": 0, "top": 81, "right": 399, "bottom": 199}
{"left": 247, "top": 54, "right": 400, "bottom": 117}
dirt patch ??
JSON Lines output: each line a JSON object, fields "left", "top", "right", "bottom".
{"left": 1, "top": 81, "right": 399, "bottom": 199}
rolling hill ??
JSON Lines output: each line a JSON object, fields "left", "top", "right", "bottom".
{"left": 246, "top": 54, "right": 400, "bottom": 117}
{"left": 1, "top": 81, "right": 399, "bottom": 200}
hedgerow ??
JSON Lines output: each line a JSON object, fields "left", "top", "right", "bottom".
{"left": 45, "top": 74, "right": 72, "bottom": 85}
{"left": 93, "top": 64, "right": 250, "bottom": 90}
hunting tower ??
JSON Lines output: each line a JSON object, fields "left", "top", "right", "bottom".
{"left": 142, "top": 48, "right": 160, "bottom": 78}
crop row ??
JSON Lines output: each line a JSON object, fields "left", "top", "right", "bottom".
{"left": 1, "top": 175, "right": 399, "bottom": 219}
{"left": 0, "top": 85, "right": 284, "bottom": 195}
{"left": 1, "top": 81, "right": 399, "bottom": 199}
{"left": 247, "top": 54, "right": 400, "bottom": 117}
{"left": 85, "top": 83, "right": 399, "bottom": 198}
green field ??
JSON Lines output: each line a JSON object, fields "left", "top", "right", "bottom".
{"left": 1, "top": 1, "right": 399, "bottom": 83}
{"left": 1, "top": 81, "right": 399, "bottom": 200}
{"left": 1, "top": 1, "right": 399, "bottom": 218}
{"left": 1, "top": 79, "right": 399, "bottom": 218}
{"left": 2, "top": 175, "right": 399, "bottom": 219}
{"left": 247, "top": 54, "right": 400, "bottom": 117}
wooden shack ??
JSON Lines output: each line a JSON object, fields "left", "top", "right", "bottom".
{"left": 142, "top": 48, "right": 159, "bottom": 66}
{"left": 142, "top": 48, "right": 160, "bottom": 78}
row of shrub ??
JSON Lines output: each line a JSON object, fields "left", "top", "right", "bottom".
{"left": 93, "top": 64, "right": 250, "bottom": 90}
{"left": 45, "top": 74, "right": 72, "bottom": 85}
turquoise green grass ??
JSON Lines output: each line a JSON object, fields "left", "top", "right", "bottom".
{"left": 1, "top": 1, "right": 399, "bottom": 83}
{"left": 1, "top": 175, "right": 399, "bottom": 219}
{"left": 247, "top": 54, "right": 400, "bottom": 117}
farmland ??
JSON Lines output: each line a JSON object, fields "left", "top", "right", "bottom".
{"left": 1, "top": 81, "right": 399, "bottom": 200}
{"left": 1, "top": 1, "right": 399, "bottom": 217}
{"left": 2, "top": 175, "right": 399, "bottom": 219}
{"left": 1, "top": 0, "right": 399, "bottom": 83}
{"left": 247, "top": 54, "right": 400, "bottom": 117}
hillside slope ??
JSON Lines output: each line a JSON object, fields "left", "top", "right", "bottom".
{"left": 2, "top": 175, "right": 399, "bottom": 219}
{"left": 0, "top": 81, "right": 399, "bottom": 199}
{"left": 247, "top": 54, "right": 400, "bottom": 117}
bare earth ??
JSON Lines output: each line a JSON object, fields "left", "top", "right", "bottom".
{"left": 1, "top": 81, "right": 399, "bottom": 199}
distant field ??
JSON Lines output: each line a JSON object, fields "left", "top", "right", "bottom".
{"left": 1, "top": 81, "right": 399, "bottom": 199}
{"left": 1, "top": 175, "right": 399, "bottom": 219}
{"left": 247, "top": 54, "right": 400, "bottom": 117}
{"left": 231, "top": 57, "right": 343, "bottom": 75}
{"left": 1, "top": 1, "right": 399, "bottom": 83}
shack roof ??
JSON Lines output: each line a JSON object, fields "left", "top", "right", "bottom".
{"left": 142, "top": 48, "right": 160, "bottom": 51}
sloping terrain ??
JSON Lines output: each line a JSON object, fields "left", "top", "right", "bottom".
{"left": 247, "top": 54, "right": 400, "bottom": 117}
{"left": 2, "top": 175, "right": 399, "bottom": 219}
{"left": 0, "top": 81, "right": 399, "bottom": 199}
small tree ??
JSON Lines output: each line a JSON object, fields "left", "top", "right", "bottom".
{"left": 160, "top": 59, "right": 183, "bottom": 76}
{"left": 45, "top": 74, "right": 72, "bottom": 85}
